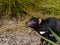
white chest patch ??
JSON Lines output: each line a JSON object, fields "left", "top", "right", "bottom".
{"left": 39, "top": 31, "right": 46, "bottom": 34}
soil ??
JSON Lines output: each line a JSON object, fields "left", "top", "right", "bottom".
{"left": 0, "top": 19, "right": 41, "bottom": 45}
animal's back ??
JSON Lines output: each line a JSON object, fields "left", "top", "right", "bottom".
{"left": 47, "top": 17, "right": 60, "bottom": 36}
{"left": 55, "top": 19, "right": 60, "bottom": 35}
{"left": 41, "top": 17, "right": 60, "bottom": 33}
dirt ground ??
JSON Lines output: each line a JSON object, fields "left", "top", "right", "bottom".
{"left": 0, "top": 19, "right": 41, "bottom": 45}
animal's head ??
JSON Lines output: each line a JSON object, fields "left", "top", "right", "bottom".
{"left": 26, "top": 17, "right": 42, "bottom": 28}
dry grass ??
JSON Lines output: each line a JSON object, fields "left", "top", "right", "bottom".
{"left": 0, "top": 18, "right": 29, "bottom": 33}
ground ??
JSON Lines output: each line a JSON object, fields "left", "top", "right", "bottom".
{"left": 0, "top": 19, "right": 41, "bottom": 45}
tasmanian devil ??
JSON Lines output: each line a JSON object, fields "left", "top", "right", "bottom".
{"left": 26, "top": 17, "right": 60, "bottom": 45}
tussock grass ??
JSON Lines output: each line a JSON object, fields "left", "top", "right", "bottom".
{"left": 0, "top": 0, "right": 60, "bottom": 19}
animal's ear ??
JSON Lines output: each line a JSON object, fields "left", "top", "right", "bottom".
{"left": 39, "top": 18, "right": 42, "bottom": 24}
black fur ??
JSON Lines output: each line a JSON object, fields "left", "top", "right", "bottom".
{"left": 26, "top": 17, "right": 60, "bottom": 45}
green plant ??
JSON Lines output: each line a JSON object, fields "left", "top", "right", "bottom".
{"left": 39, "top": 27, "right": 60, "bottom": 45}
{"left": 0, "top": 0, "right": 60, "bottom": 19}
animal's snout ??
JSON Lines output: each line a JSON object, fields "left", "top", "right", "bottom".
{"left": 26, "top": 21, "right": 32, "bottom": 27}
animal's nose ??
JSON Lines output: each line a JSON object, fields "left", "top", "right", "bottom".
{"left": 26, "top": 22, "right": 32, "bottom": 27}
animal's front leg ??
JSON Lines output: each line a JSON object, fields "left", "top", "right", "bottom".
{"left": 40, "top": 32, "right": 52, "bottom": 45}
{"left": 40, "top": 38, "right": 49, "bottom": 45}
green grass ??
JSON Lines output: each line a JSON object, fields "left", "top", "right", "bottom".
{"left": 39, "top": 27, "right": 60, "bottom": 45}
{"left": 0, "top": 0, "right": 60, "bottom": 19}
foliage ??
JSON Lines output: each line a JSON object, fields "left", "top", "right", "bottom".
{"left": 40, "top": 27, "right": 60, "bottom": 45}
{"left": 0, "top": 0, "right": 60, "bottom": 19}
